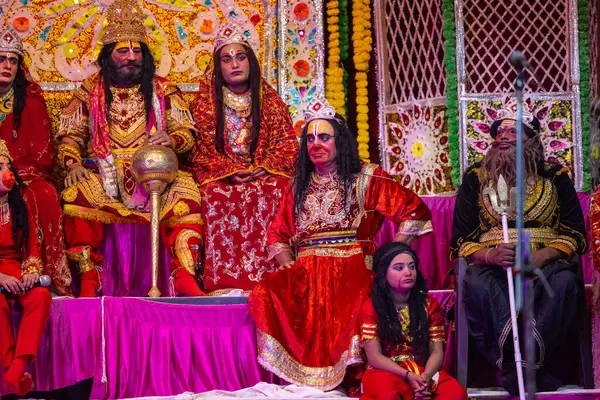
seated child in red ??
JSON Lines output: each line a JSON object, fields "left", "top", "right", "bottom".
{"left": 360, "top": 242, "right": 467, "bottom": 400}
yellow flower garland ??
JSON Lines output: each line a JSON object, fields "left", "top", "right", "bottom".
{"left": 325, "top": 0, "right": 346, "bottom": 117}
{"left": 352, "top": 0, "right": 372, "bottom": 161}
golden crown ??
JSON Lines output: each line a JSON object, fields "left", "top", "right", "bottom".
{"left": 213, "top": 23, "right": 251, "bottom": 53}
{"left": 0, "top": 28, "right": 23, "bottom": 57}
{"left": 0, "top": 139, "right": 13, "bottom": 162}
{"left": 102, "top": 0, "right": 147, "bottom": 45}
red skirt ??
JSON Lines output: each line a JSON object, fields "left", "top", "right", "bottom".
{"left": 201, "top": 175, "right": 288, "bottom": 293}
{"left": 248, "top": 244, "right": 373, "bottom": 390}
{"left": 361, "top": 364, "right": 467, "bottom": 400}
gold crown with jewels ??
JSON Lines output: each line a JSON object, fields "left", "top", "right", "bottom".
{"left": 102, "top": 0, "right": 147, "bottom": 45}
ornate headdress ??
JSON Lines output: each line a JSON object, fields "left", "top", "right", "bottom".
{"left": 0, "top": 139, "right": 13, "bottom": 162}
{"left": 494, "top": 98, "right": 535, "bottom": 128}
{"left": 0, "top": 28, "right": 23, "bottom": 57}
{"left": 304, "top": 97, "right": 341, "bottom": 125}
{"left": 213, "top": 23, "right": 251, "bottom": 53}
{"left": 102, "top": 0, "right": 147, "bottom": 45}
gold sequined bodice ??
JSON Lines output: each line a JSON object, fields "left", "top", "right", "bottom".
{"left": 107, "top": 85, "right": 147, "bottom": 152}
{"left": 295, "top": 173, "right": 360, "bottom": 239}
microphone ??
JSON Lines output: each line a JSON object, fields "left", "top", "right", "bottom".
{"left": 508, "top": 50, "right": 532, "bottom": 71}
{"left": 0, "top": 275, "right": 51, "bottom": 294}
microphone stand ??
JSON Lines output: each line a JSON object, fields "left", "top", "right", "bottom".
{"left": 513, "top": 66, "right": 535, "bottom": 398}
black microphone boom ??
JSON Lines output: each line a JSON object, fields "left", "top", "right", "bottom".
{"left": 0, "top": 275, "right": 52, "bottom": 294}
{"left": 509, "top": 50, "right": 532, "bottom": 71}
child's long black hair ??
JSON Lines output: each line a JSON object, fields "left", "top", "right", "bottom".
{"left": 371, "top": 242, "right": 430, "bottom": 363}
{"left": 7, "top": 168, "right": 29, "bottom": 251}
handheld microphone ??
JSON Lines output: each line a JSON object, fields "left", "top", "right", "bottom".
{"left": 0, "top": 275, "right": 51, "bottom": 294}
{"left": 508, "top": 50, "right": 532, "bottom": 71}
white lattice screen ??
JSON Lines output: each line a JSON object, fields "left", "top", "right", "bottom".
{"left": 462, "top": 0, "right": 570, "bottom": 94}
{"left": 381, "top": 0, "right": 446, "bottom": 105}
{"left": 456, "top": 0, "right": 583, "bottom": 189}
{"left": 375, "top": 0, "right": 451, "bottom": 194}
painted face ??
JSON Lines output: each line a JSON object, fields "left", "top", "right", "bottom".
{"left": 0, "top": 156, "right": 15, "bottom": 195}
{"left": 494, "top": 119, "right": 519, "bottom": 150}
{"left": 386, "top": 252, "right": 417, "bottom": 296}
{"left": 219, "top": 43, "right": 250, "bottom": 87}
{"left": 306, "top": 119, "right": 336, "bottom": 166}
{"left": 110, "top": 41, "right": 143, "bottom": 83}
{"left": 0, "top": 52, "right": 19, "bottom": 88}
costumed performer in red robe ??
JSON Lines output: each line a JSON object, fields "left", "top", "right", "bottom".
{"left": 248, "top": 97, "right": 432, "bottom": 390}
{"left": 0, "top": 28, "right": 71, "bottom": 295}
{"left": 0, "top": 139, "right": 51, "bottom": 396}
{"left": 191, "top": 23, "right": 298, "bottom": 294}
{"left": 360, "top": 242, "right": 466, "bottom": 399}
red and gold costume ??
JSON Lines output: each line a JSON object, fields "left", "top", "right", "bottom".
{"left": 359, "top": 297, "right": 466, "bottom": 400}
{"left": 0, "top": 29, "right": 70, "bottom": 295}
{"left": 56, "top": 0, "right": 202, "bottom": 296}
{"left": 248, "top": 163, "right": 432, "bottom": 390}
{"left": 590, "top": 186, "right": 600, "bottom": 272}
{"left": 0, "top": 140, "right": 51, "bottom": 395}
{"left": 57, "top": 74, "right": 202, "bottom": 295}
{"left": 191, "top": 76, "right": 298, "bottom": 293}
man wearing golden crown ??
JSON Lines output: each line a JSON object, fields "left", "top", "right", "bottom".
{"left": 0, "top": 140, "right": 51, "bottom": 396}
{"left": 57, "top": 0, "right": 204, "bottom": 297}
{"left": 0, "top": 28, "right": 71, "bottom": 295}
{"left": 248, "top": 98, "right": 432, "bottom": 391}
{"left": 190, "top": 24, "right": 298, "bottom": 294}
{"left": 451, "top": 106, "right": 587, "bottom": 394}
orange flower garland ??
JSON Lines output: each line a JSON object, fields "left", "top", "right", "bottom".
{"left": 352, "top": 0, "right": 372, "bottom": 161}
{"left": 325, "top": 0, "right": 346, "bottom": 116}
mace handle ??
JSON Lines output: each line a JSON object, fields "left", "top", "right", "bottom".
{"left": 148, "top": 191, "right": 161, "bottom": 298}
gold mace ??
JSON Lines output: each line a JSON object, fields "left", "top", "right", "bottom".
{"left": 130, "top": 140, "right": 179, "bottom": 297}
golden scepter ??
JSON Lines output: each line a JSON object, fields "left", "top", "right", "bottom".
{"left": 131, "top": 128, "right": 179, "bottom": 297}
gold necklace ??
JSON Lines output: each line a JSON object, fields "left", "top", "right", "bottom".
{"left": 223, "top": 86, "right": 252, "bottom": 118}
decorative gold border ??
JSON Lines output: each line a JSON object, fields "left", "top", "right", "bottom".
{"left": 256, "top": 329, "right": 363, "bottom": 391}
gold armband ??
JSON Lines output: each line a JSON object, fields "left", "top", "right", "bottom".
{"left": 58, "top": 143, "right": 83, "bottom": 170}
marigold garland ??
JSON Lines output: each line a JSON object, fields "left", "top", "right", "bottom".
{"left": 352, "top": 0, "right": 372, "bottom": 161}
{"left": 325, "top": 0, "right": 346, "bottom": 117}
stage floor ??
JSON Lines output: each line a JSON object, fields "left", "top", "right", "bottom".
{"left": 0, "top": 293, "right": 597, "bottom": 399}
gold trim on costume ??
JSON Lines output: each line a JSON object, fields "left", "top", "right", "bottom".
{"left": 458, "top": 242, "right": 486, "bottom": 259}
{"left": 480, "top": 227, "right": 577, "bottom": 254}
{"left": 256, "top": 330, "right": 363, "bottom": 391}
{"left": 397, "top": 219, "right": 433, "bottom": 237}
{"left": 65, "top": 246, "right": 98, "bottom": 274}
{"left": 297, "top": 246, "right": 364, "bottom": 259}
{"left": 207, "top": 288, "right": 252, "bottom": 296}
{"left": 21, "top": 256, "right": 42, "bottom": 275}
{"left": 174, "top": 229, "right": 202, "bottom": 274}
{"left": 58, "top": 143, "right": 84, "bottom": 169}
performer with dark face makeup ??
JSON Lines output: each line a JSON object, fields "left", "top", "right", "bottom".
{"left": 57, "top": 0, "right": 204, "bottom": 297}
{"left": 451, "top": 105, "right": 587, "bottom": 394}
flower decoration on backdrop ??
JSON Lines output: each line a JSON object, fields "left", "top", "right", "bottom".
{"left": 0, "top": 0, "right": 273, "bottom": 84}
{"left": 386, "top": 105, "right": 451, "bottom": 195}
{"left": 352, "top": 0, "right": 372, "bottom": 161}
{"left": 325, "top": 0, "right": 345, "bottom": 117}
{"left": 467, "top": 96, "right": 574, "bottom": 172}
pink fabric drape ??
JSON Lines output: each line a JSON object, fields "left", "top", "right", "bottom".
{"left": 0, "top": 298, "right": 102, "bottom": 397}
